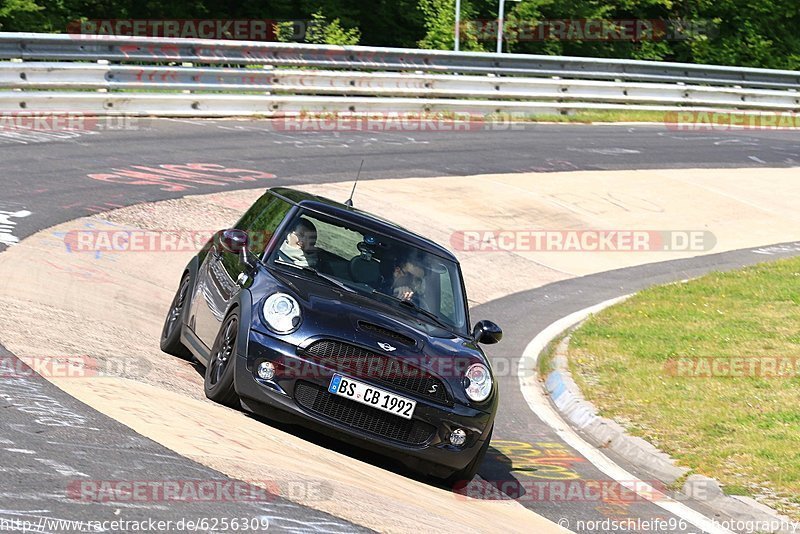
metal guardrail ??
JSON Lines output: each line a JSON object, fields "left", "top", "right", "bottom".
{"left": 1, "top": 32, "right": 799, "bottom": 117}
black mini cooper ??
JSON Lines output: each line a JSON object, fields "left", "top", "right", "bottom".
{"left": 160, "top": 187, "right": 502, "bottom": 483}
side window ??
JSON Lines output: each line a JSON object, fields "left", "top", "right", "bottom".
{"left": 234, "top": 193, "right": 291, "bottom": 257}
{"left": 439, "top": 268, "right": 455, "bottom": 322}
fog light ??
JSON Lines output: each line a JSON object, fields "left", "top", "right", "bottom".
{"left": 257, "top": 361, "right": 276, "bottom": 380}
{"left": 449, "top": 428, "right": 467, "bottom": 446}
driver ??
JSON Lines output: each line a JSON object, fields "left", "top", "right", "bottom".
{"left": 390, "top": 255, "right": 425, "bottom": 303}
{"left": 277, "top": 218, "right": 318, "bottom": 268}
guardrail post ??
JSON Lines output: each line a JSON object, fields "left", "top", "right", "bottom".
{"left": 182, "top": 62, "right": 193, "bottom": 94}
{"left": 97, "top": 59, "right": 109, "bottom": 92}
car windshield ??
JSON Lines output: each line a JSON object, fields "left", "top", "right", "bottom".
{"left": 267, "top": 209, "right": 467, "bottom": 332}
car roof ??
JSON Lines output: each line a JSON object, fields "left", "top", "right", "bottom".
{"left": 268, "top": 187, "right": 458, "bottom": 262}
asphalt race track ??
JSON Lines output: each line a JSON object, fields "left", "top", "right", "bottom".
{"left": 0, "top": 345, "right": 364, "bottom": 533}
{"left": 4, "top": 120, "right": 800, "bottom": 249}
{"left": 2, "top": 119, "right": 800, "bottom": 533}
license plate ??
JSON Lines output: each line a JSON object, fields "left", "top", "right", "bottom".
{"left": 328, "top": 374, "right": 416, "bottom": 420}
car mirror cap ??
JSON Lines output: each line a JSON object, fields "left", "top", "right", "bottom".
{"left": 220, "top": 228, "right": 249, "bottom": 254}
{"left": 473, "top": 320, "right": 502, "bottom": 344}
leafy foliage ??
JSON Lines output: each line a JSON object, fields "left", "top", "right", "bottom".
{"left": 417, "top": 0, "right": 485, "bottom": 51}
{"left": 275, "top": 9, "right": 361, "bottom": 45}
{"left": 0, "top": 0, "right": 44, "bottom": 31}
{"left": 0, "top": 0, "right": 798, "bottom": 69}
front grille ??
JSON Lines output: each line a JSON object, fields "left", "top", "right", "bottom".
{"left": 294, "top": 381, "right": 436, "bottom": 445}
{"left": 357, "top": 321, "right": 415, "bottom": 347}
{"left": 303, "top": 339, "right": 449, "bottom": 404}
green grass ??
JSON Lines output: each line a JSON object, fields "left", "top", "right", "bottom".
{"left": 495, "top": 110, "right": 676, "bottom": 124}
{"left": 538, "top": 329, "right": 571, "bottom": 378}
{"left": 273, "top": 110, "right": 679, "bottom": 124}
{"left": 568, "top": 257, "right": 800, "bottom": 519}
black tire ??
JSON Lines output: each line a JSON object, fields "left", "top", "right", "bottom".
{"left": 445, "top": 426, "right": 493, "bottom": 487}
{"left": 160, "top": 273, "right": 192, "bottom": 359}
{"left": 203, "top": 310, "right": 240, "bottom": 407}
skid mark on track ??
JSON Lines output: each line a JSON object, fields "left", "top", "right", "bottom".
{"left": 267, "top": 130, "right": 431, "bottom": 149}
{"left": 0, "top": 378, "right": 94, "bottom": 429}
{"left": 567, "top": 147, "right": 641, "bottom": 156}
{"left": 753, "top": 241, "right": 800, "bottom": 255}
{"left": 34, "top": 458, "right": 89, "bottom": 478}
{"left": 0, "top": 129, "right": 95, "bottom": 146}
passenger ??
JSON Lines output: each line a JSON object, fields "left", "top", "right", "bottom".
{"left": 277, "top": 218, "right": 318, "bottom": 268}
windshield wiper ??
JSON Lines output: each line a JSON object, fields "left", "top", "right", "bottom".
{"left": 274, "top": 260, "right": 355, "bottom": 293}
{"left": 371, "top": 290, "right": 452, "bottom": 330}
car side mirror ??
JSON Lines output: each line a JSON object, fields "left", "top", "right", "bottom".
{"left": 220, "top": 229, "right": 255, "bottom": 268}
{"left": 473, "top": 320, "right": 502, "bottom": 345}
{"left": 220, "top": 229, "right": 248, "bottom": 253}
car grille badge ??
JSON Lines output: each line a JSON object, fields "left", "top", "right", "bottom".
{"left": 377, "top": 342, "right": 396, "bottom": 352}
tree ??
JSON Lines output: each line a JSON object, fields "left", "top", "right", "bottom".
{"left": 418, "top": 0, "right": 486, "bottom": 51}
{"left": 684, "top": 0, "right": 800, "bottom": 69}
{"left": 0, "top": 0, "right": 45, "bottom": 31}
{"left": 275, "top": 8, "right": 361, "bottom": 45}
{"left": 1, "top": 0, "right": 799, "bottom": 69}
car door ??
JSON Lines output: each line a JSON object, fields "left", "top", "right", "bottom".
{"left": 191, "top": 192, "right": 292, "bottom": 349}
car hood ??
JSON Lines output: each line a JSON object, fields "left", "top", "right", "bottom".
{"left": 252, "top": 267, "right": 487, "bottom": 369}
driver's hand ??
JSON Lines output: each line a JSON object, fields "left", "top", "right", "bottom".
{"left": 393, "top": 286, "right": 414, "bottom": 301}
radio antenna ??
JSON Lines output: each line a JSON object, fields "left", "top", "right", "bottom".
{"left": 345, "top": 160, "right": 364, "bottom": 207}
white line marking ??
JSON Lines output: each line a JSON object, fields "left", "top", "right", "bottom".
{"left": 0, "top": 209, "right": 32, "bottom": 246}
{"left": 518, "top": 297, "right": 733, "bottom": 534}
{"left": 567, "top": 147, "right": 641, "bottom": 155}
{"left": 4, "top": 448, "right": 36, "bottom": 454}
{"left": 161, "top": 118, "right": 209, "bottom": 126}
{"left": 748, "top": 155, "right": 767, "bottom": 164}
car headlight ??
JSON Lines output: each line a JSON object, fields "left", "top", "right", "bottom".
{"left": 262, "top": 293, "right": 302, "bottom": 334}
{"left": 464, "top": 363, "right": 493, "bottom": 402}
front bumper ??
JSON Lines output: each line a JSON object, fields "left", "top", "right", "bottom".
{"left": 235, "top": 329, "right": 494, "bottom": 476}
